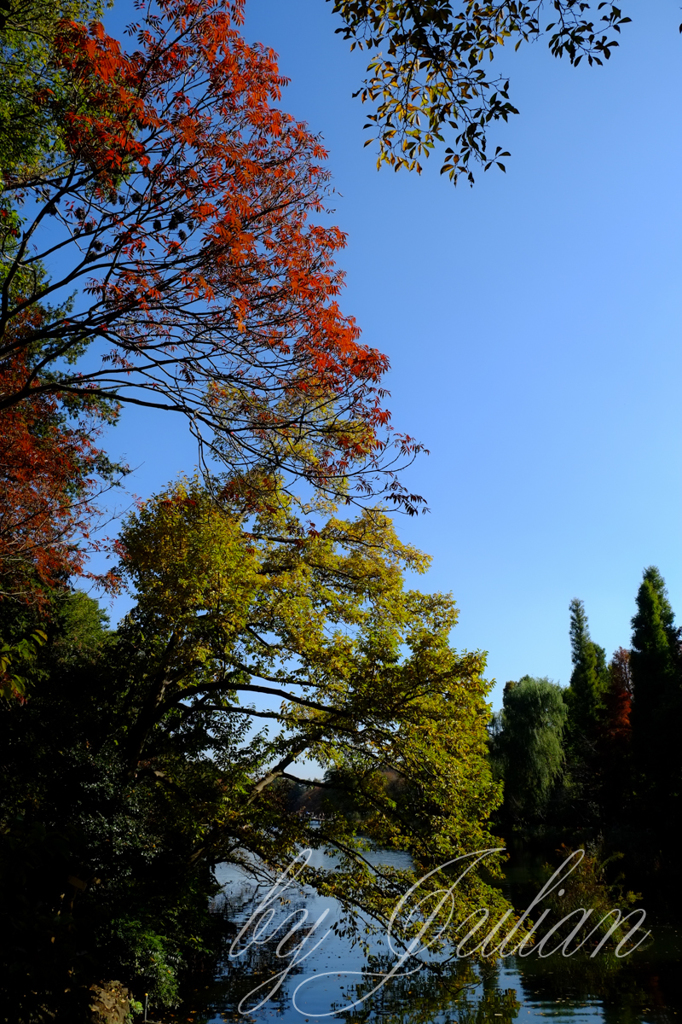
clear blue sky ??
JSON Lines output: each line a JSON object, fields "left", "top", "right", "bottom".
{"left": 99, "top": 0, "right": 682, "bottom": 708}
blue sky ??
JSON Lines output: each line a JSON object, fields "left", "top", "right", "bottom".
{"left": 100, "top": 0, "right": 682, "bottom": 707}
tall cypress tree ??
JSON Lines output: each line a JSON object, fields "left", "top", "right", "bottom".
{"left": 630, "top": 567, "right": 680, "bottom": 811}
{"left": 562, "top": 599, "right": 610, "bottom": 832}
{"left": 566, "top": 598, "right": 609, "bottom": 747}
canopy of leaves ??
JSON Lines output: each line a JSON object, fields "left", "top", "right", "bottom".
{"left": 1, "top": 0, "right": 424, "bottom": 512}
{"left": 0, "top": 297, "right": 125, "bottom": 700}
{"left": 565, "top": 596, "right": 609, "bottom": 749}
{"left": 0, "top": 479, "right": 513, "bottom": 1017}
{"left": 331, "top": 0, "right": 632, "bottom": 182}
{"left": 493, "top": 675, "right": 567, "bottom": 822}
{"left": 115, "top": 477, "right": 506, "bottom": 892}
{"left": 629, "top": 567, "right": 681, "bottom": 812}
{"left": 0, "top": 343, "right": 123, "bottom": 612}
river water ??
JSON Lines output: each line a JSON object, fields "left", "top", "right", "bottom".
{"left": 166, "top": 848, "right": 682, "bottom": 1024}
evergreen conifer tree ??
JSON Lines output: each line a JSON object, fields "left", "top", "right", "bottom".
{"left": 565, "top": 598, "right": 609, "bottom": 747}
{"left": 562, "top": 599, "right": 610, "bottom": 833}
{"left": 630, "top": 567, "right": 681, "bottom": 825}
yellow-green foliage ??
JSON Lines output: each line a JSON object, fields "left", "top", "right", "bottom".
{"left": 0, "top": 0, "right": 109, "bottom": 175}
{"left": 115, "top": 475, "right": 512, "bottom": 949}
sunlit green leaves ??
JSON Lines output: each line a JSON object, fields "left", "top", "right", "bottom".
{"left": 114, "top": 474, "right": 511, "bottom": 948}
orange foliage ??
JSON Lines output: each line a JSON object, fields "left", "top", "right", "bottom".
{"left": 0, "top": 331, "right": 123, "bottom": 606}
{"left": 601, "top": 647, "right": 633, "bottom": 746}
{"left": 1, "top": 0, "right": 424, "bottom": 510}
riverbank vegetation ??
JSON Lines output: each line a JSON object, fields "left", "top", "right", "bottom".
{"left": 489, "top": 568, "right": 681, "bottom": 906}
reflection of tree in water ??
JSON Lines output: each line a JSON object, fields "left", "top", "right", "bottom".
{"left": 213, "top": 881, "right": 307, "bottom": 1019}
{"left": 180, "top": 884, "right": 523, "bottom": 1024}
{"left": 327, "top": 957, "right": 520, "bottom": 1024}
{"left": 512, "top": 945, "right": 681, "bottom": 1024}
{"left": 154, "top": 882, "right": 309, "bottom": 1023}
{"left": 156, "top": 881, "right": 681, "bottom": 1024}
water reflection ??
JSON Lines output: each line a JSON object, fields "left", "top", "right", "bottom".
{"left": 158, "top": 851, "right": 681, "bottom": 1024}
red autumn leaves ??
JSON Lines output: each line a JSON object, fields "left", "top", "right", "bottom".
{"left": 0, "top": 346, "right": 119, "bottom": 604}
{"left": 0, "top": 0, "right": 423, "bottom": 610}
{"left": 3, "top": 0, "right": 417, "bottom": 488}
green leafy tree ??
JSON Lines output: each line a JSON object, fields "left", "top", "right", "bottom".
{"left": 0, "top": 0, "right": 109, "bottom": 176}
{"left": 630, "top": 566, "right": 678, "bottom": 755}
{"left": 113, "top": 477, "right": 509, "bottom": 918}
{"left": 0, "top": 478, "right": 513, "bottom": 1020}
{"left": 493, "top": 675, "right": 567, "bottom": 827}
{"left": 561, "top": 599, "right": 610, "bottom": 833}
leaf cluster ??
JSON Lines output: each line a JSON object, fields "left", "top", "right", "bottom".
{"left": 331, "top": 0, "right": 632, "bottom": 182}
{"left": 0, "top": 0, "right": 110, "bottom": 177}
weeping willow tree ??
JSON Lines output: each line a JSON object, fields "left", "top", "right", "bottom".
{"left": 493, "top": 675, "right": 567, "bottom": 826}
